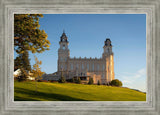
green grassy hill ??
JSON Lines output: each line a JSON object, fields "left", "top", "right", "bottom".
{"left": 14, "top": 81, "right": 146, "bottom": 101}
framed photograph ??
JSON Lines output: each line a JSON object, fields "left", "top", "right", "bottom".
{"left": 0, "top": 0, "right": 160, "bottom": 115}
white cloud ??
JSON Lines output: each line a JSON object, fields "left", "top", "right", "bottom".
{"left": 116, "top": 68, "right": 146, "bottom": 92}
{"left": 134, "top": 68, "right": 146, "bottom": 78}
{"left": 123, "top": 80, "right": 132, "bottom": 84}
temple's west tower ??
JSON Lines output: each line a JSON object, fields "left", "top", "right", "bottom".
{"left": 58, "top": 31, "right": 70, "bottom": 72}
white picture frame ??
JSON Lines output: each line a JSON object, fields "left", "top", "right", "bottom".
{"left": 0, "top": 0, "right": 160, "bottom": 115}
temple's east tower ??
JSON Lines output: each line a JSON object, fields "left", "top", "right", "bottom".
{"left": 102, "top": 39, "right": 114, "bottom": 83}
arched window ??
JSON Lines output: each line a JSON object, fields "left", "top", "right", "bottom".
{"left": 70, "top": 63, "right": 73, "bottom": 70}
{"left": 87, "top": 63, "right": 89, "bottom": 70}
{"left": 82, "top": 63, "right": 84, "bottom": 70}
{"left": 60, "top": 65, "right": 63, "bottom": 70}
{"left": 92, "top": 63, "right": 94, "bottom": 71}
{"left": 102, "top": 64, "right": 105, "bottom": 70}
{"left": 76, "top": 63, "right": 79, "bottom": 69}
{"left": 102, "top": 73, "right": 104, "bottom": 79}
{"left": 97, "top": 64, "right": 99, "bottom": 71}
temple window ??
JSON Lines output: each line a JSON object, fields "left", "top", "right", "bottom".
{"left": 70, "top": 63, "right": 73, "bottom": 70}
{"left": 76, "top": 63, "right": 79, "bottom": 69}
{"left": 97, "top": 64, "right": 99, "bottom": 70}
{"left": 92, "top": 63, "right": 94, "bottom": 71}
{"left": 102, "top": 64, "right": 105, "bottom": 70}
{"left": 87, "top": 63, "right": 89, "bottom": 70}
{"left": 82, "top": 63, "right": 84, "bottom": 70}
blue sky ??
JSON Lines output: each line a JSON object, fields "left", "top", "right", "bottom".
{"left": 15, "top": 14, "right": 146, "bottom": 92}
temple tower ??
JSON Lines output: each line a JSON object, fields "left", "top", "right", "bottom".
{"left": 58, "top": 31, "right": 70, "bottom": 72}
{"left": 102, "top": 39, "right": 114, "bottom": 83}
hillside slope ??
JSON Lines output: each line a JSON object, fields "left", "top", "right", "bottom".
{"left": 14, "top": 81, "right": 146, "bottom": 101}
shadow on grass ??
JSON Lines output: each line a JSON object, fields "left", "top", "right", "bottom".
{"left": 14, "top": 87, "right": 87, "bottom": 101}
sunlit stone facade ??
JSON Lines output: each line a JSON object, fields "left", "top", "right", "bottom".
{"left": 57, "top": 32, "right": 114, "bottom": 84}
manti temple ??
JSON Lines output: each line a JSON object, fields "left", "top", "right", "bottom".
{"left": 42, "top": 32, "right": 115, "bottom": 84}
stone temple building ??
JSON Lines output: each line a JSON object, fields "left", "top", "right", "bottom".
{"left": 42, "top": 32, "right": 115, "bottom": 84}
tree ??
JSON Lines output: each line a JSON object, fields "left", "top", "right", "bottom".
{"left": 14, "top": 51, "right": 31, "bottom": 71}
{"left": 14, "top": 51, "right": 31, "bottom": 81}
{"left": 77, "top": 77, "right": 81, "bottom": 84}
{"left": 110, "top": 79, "right": 123, "bottom": 87}
{"left": 58, "top": 71, "right": 66, "bottom": 83}
{"left": 17, "top": 68, "right": 28, "bottom": 82}
{"left": 32, "top": 56, "right": 44, "bottom": 92}
{"left": 97, "top": 80, "right": 101, "bottom": 85}
{"left": 14, "top": 14, "right": 50, "bottom": 54}
{"left": 88, "top": 78, "right": 94, "bottom": 85}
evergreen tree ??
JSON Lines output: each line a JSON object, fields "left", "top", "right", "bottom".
{"left": 77, "top": 77, "right": 81, "bottom": 84}
{"left": 17, "top": 68, "right": 28, "bottom": 82}
{"left": 14, "top": 51, "right": 31, "bottom": 81}
{"left": 88, "top": 78, "right": 94, "bottom": 85}
{"left": 14, "top": 51, "right": 31, "bottom": 71}
{"left": 97, "top": 80, "right": 100, "bottom": 85}
{"left": 59, "top": 71, "right": 66, "bottom": 83}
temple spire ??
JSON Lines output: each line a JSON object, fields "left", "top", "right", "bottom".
{"left": 60, "top": 30, "right": 68, "bottom": 42}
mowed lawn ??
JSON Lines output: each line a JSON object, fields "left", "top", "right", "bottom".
{"left": 14, "top": 81, "right": 146, "bottom": 101}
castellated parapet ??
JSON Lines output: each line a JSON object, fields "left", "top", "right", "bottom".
{"left": 43, "top": 32, "right": 114, "bottom": 84}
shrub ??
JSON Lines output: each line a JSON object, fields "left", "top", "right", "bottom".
{"left": 88, "top": 78, "right": 94, "bottom": 85}
{"left": 97, "top": 80, "right": 100, "bottom": 85}
{"left": 110, "top": 79, "right": 122, "bottom": 87}
{"left": 37, "top": 80, "right": 43, "bottom": 82}
{"left": 77, "top": 77, "right": 81, "bottom": 84}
